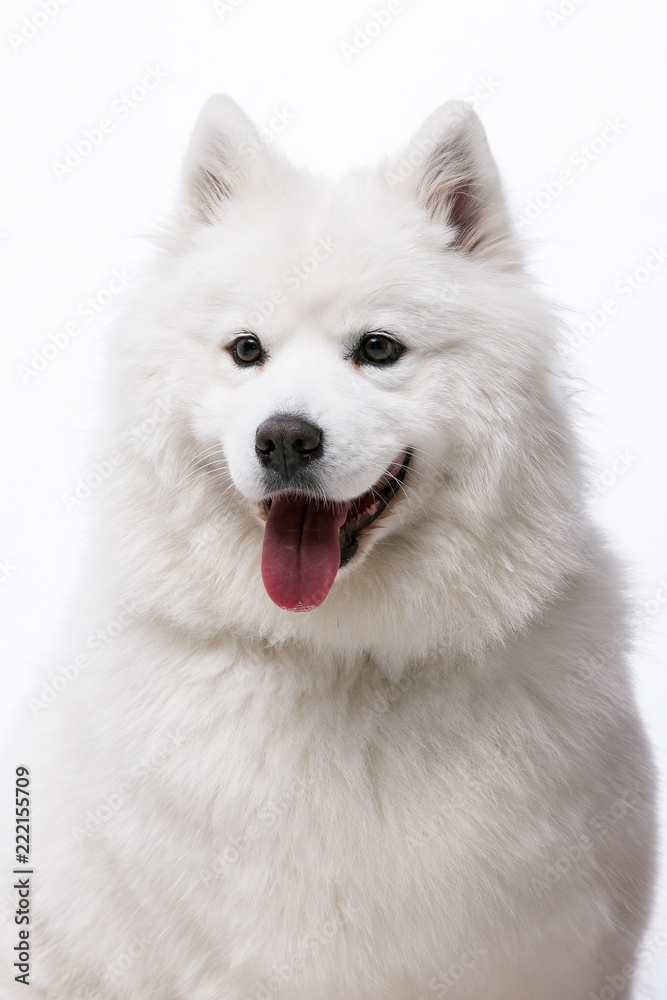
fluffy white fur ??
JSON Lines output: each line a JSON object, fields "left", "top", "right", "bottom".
{"left": 3, "top": 97, "right": 656, "bottom": 999}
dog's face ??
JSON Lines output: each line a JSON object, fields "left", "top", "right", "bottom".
{"left": 186, "top": 176, "right": 480, "bottom": 613}
{"left": 111, "top": 97, "right": 583, "bottom": 665}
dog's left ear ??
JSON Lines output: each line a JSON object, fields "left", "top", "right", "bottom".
{"left": 391, "top": 102, "right": 519, "bottom": 266}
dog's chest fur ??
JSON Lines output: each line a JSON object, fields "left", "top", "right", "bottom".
{"left": 43, "top": 579, "right": 638, "bottom": 999}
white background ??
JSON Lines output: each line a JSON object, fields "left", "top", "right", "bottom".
{"left": 1, "top": 0, "right": 666, "bottom": 995}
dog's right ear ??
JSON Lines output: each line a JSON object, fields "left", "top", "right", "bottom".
{"left": 181, "top": 95, "right": 263, "bottom": 224}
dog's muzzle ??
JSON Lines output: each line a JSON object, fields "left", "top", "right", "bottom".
{"left": 254, "top": 418, "right": 411, "bottom": 613}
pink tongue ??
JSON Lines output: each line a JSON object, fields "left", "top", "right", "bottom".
{"left": 261, "top": 495, "right": 348, "bottom": 612}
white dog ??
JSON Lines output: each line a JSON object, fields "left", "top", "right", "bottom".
{"left": 4, "top": 97, "right": 656, "bottom": 999}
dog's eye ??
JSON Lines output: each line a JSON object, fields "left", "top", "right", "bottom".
{"left": 356, "top": 333, "right": 404, "bottom": 366}
{"left": 228, "top": 335, "right": 265, "bottom": 367}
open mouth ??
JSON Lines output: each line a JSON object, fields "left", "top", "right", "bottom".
{"left": 259, "top": 450, "right": 411, "bottom": 613}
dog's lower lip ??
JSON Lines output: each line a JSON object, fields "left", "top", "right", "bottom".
{"left": 259, "top": 450, "right": 411, "bottom": 566}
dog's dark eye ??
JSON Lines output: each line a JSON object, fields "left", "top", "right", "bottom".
{"left": 228, "top": 335, "right": 265, "bottom": 367}
{"left": 356, "top": 333, "right": 404, "bottom": 366}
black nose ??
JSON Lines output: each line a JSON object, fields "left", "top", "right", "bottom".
{"left": 255, "top": 415, "right": 323, "bottom": 483}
